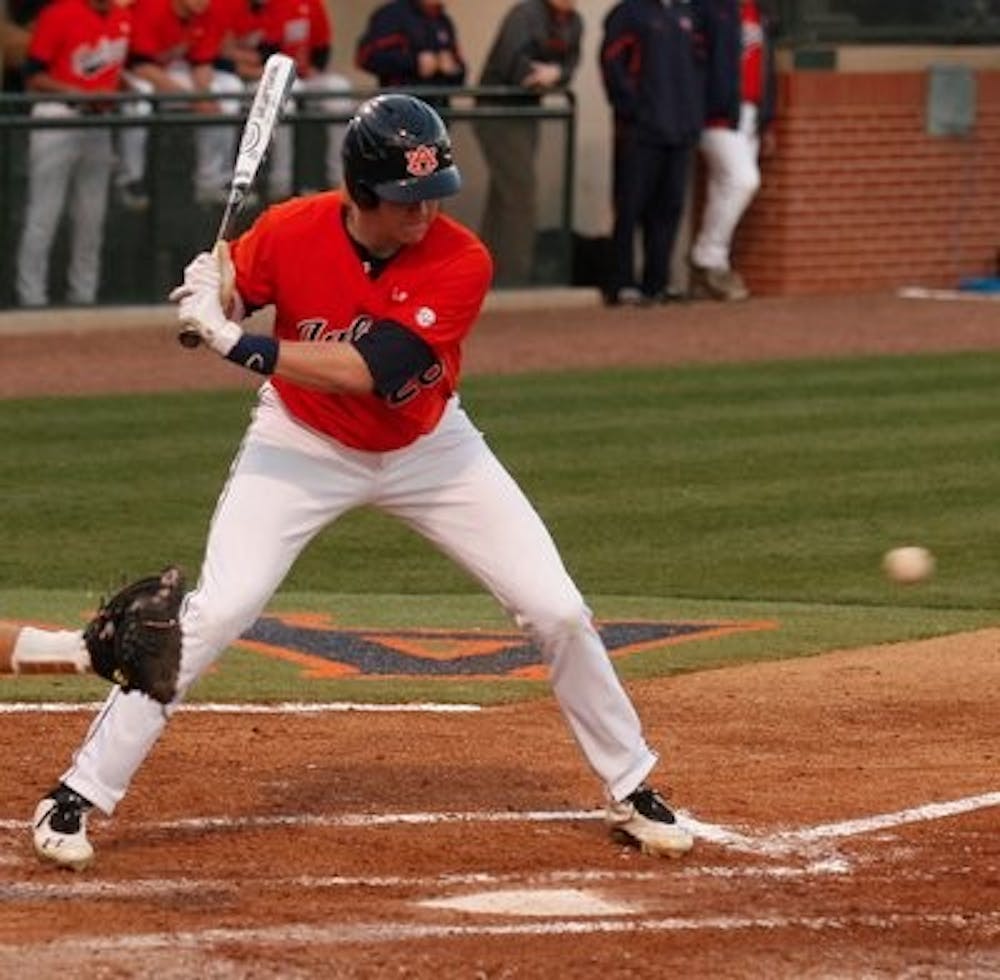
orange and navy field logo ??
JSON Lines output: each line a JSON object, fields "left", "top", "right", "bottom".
{"left": 237, "top": 615, "right": 774, "bottom": 680}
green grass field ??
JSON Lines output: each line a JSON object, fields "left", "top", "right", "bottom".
{"left": 3, "top": 350, "right": 999, "bottom": 702}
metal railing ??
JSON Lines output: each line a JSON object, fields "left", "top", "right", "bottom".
{"left": 0, "top": 85, "right": 577, "bottom": 310}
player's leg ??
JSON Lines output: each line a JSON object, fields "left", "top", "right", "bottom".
{"left": 65, "top": 127, "right": 115, "bottom": 305}
{"left": 15, "top": 106, "right": 78, "bottom": 306}
{"left": 33, "top": 387, "right": 374, "bottom": 867}
{"left": 639, "top": 142, "right": 691, "bottom": 300}
{"left": 115, "top": 73, "right": 153, "bottom": 211}
{"left": 690, "top": 110, "right": 760, "bottom": 297}
{"left": 475, "top": 117, "right": 538, "bottom": 287}
{"left": 377, "top": 401, "right": 692, "bottom": 856}
{"left": 193, "top": 69, "right": 244, "bottom": 204}
{"left": 266, "top": 79, "right": 299, "bottom": 201}
{"left": 315, "top": 73, "right": 355, "bottom": 190}
{"left": 606, "top": 128, "right": 644, "bottom": 303}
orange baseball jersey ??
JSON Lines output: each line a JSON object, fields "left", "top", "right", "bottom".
{"left": 27, "top": 0, "right": 132, "bottom": 91}
{"left": 230, "top": 191, "right": 493, "bottom": 452}
{"left": 129, "top": 0, "right": 228, "bottom": 65}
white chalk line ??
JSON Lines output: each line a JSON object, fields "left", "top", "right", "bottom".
{"left": 0, "top": 863, "right": 857, "bottom": 902}
{"left": 0, "top": 701, "right": 481, "bottom": 714}
{"left": 1, "top": 911, "right": 997, "bottom": 955}
{"left": 1, "top": 791, "right": 996, "bottom": 862}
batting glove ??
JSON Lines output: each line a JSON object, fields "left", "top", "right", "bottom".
{"left": 169, "top": 252, "right": 242, "bottom": 357}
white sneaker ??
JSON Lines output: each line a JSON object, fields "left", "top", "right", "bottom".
{"left": 33, "top": 785, "right": 94, "bottom": 871}
{"left": 606, "top": 784, "right": 694, "bottom": 858}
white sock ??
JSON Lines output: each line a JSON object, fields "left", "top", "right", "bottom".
{"left": 12, "top": 628, "right": 89, "bottom": 673}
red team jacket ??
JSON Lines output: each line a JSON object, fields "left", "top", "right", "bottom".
{"left": 27, "top": 0, "right": 132, "bottom": 92}
{"left": 227, "top": 0, "right": 332, "bottom": 75}
{"left": 128, "top": 0, "right": 228, "bottom": 66}
{"left": 230, "top": 191, "right": 493, "bottom": 452}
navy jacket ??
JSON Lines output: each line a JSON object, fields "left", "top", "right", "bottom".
{"left": 355, "top": 0, "right": 466, "bottom": 89}
{"left": 600, "top": 0, "right": 705, "bottom": 146}
{"left": 701, "top": 0, "right": 777, "bottom": 131}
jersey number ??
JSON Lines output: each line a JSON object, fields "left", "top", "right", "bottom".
{"left": 387, "top": 363, "right": 444, "bottom": 407}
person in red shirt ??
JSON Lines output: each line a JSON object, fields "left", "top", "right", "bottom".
{"left": 15, "top": 0, "right": 132, "bottom": 305}
{"left": 116, "top": 0, "right": 243, "bottom": 209}
{"left": 689, "top": 0, "right": 778, "bottom": 301}
{"left": 224, "top": 0, "right": 353, "bottom": 200}
{"left": 31, "top": 94, "right": 695, "bottom": 872}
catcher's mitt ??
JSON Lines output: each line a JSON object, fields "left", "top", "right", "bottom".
{"left": 84, "top": 566, "right": 185, "bottom": 704}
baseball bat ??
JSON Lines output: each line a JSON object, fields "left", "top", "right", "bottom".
{"left": 178, "top": 52, "right": 297, "bottom": 348}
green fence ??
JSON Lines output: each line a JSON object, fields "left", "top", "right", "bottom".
{"left": 774, "top": 0, "right": 1000, "bottom": 44}
{"left": 0, "top": 86, "right": 576, "bottom": 310}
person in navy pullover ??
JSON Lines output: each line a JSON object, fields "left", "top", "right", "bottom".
{"left": 355, "top": 0, "right": 465, "bottom": 104}
{"left": 599, "top": 0, "right": 704, "bottom": 306}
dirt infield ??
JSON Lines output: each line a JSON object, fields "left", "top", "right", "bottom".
{"left": 1, "top": 632, "right": 997, "bottom": 978}
{"left": 1, "top": 293, "right": 998, "bottom": 977}
{"left": 3, "top": 291, "right": 1000, "bottom": 398}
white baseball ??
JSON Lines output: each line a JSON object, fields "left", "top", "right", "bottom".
{"left": 882, "top": 546, "right": 935, "bottom": 585}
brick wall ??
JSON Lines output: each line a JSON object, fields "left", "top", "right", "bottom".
{"left": 735, "top": 70, "right": 1000, "bottom": 296}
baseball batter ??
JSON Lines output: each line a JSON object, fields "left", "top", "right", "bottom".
{"left": 15, "top": 0, "right": 132, "bottom": 306}
{"left": 32, "top": 94, "right": 693, "bottom": 871}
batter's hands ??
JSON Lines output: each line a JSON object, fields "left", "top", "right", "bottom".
{"left": 170, "top": 252, "right": 242, "bottom": 356}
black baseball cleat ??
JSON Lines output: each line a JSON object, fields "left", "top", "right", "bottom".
{"left": 605, "top": 784, "right": 694, "bottom": 857}
{"left": 33, "top": 783, "right": 94, "bottom": 871}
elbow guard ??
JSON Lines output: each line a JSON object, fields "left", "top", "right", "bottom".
{"left": 351, "top": 319, "right": 438, "bottom": 399}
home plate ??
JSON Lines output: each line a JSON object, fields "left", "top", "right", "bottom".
{"left": 418, "top": 888, "right": 636, "bottom": 917}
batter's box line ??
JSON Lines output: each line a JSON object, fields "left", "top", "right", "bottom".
{"left": 1, "top": 910, "right": 998, "bottom": 954}
{"left": 3, "top": 791, "right": 994, "bottom": 863}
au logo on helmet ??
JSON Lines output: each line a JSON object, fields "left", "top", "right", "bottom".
{"left": 405, "top": 145, "right": 439, "bottom": 177}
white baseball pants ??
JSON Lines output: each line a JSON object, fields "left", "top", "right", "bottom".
{"left": 267, "top": 72, "right": 354, "bottom": 198}
{"left": 63, "top": 388, "right": 658, "bottom": 813}
{"left": 118, "top": 66, "right": 244, "bottom": 199}
{"left": 690, "top": 102, "right": 761, "bottom": 272}
{"left": 16, "top": 103, "right": 114, "bottom": 306}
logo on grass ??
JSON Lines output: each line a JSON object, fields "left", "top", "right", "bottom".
{"left": 237, "top": 615, "right": 773, "bottom": 679}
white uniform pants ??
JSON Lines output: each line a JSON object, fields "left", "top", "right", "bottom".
{"left": 268, "top": 73, "right": 354, "bottom": 199}
{"left": 16, "top": 103, "right": 114, "bottom": 306}
{"left": 118, "top": 66, "right": 244, "bottom": 198}
{"left": 690, "top": 102, "right": 761, "bottom": 271}
{"left": 63, "top": 389, "right": 657, "bottom": 813}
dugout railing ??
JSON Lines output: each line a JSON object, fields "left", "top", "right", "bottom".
{"left": 0, "top": 86, "right": 576, "bottom": 310}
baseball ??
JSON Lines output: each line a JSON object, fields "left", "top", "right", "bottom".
{"left": 882, "top": 546, "right": 935, "bottom": 585}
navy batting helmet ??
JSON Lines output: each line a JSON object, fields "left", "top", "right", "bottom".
{"left": 342, "top": 94, "right": 462, "bottom": 209}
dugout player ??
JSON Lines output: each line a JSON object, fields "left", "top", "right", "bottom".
{"left": 15, "top": 0, "right": 132, "bottom": 306}
{"left": 224, "top": 0, "right": 353, "bottom": 200}
{"left": 689, "top": 0, "right": 777, "bottom": 302}
{"left": 116, "top": 0, "right": 243, "bottom": 209}
{"left": 31, "top": 94, "right": 694, "bottom": 871}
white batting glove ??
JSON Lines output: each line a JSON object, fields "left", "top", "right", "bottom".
{"left": 169, "top": 252, "right": 242, "bottom": 356}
